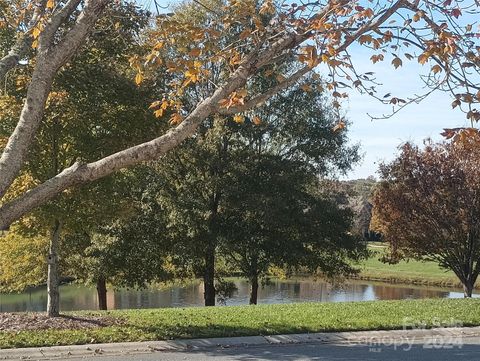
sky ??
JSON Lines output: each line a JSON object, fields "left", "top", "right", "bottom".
{"left": 339, "top": 48, "right": 469, "bottom": 180}
{"left": 137, "top": 0, "right": 471, "bottom": 180}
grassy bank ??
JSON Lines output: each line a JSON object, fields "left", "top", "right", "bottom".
{"left": 354, "top": 244, "right": 463, "bottom": 288}
{"left": 1, "top": 298, "right": 480, "bottom": 349}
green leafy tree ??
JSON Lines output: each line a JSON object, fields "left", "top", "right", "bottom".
{"left": 0, "top": 3, "right": 163, "bottom": 316}
{"left": 116, "top": 73, "right": 363, "bottom": 306}
{"left": 222, "top": 156, "right": 363, "bottom": 304}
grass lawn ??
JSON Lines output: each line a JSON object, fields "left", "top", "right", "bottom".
{"left": 356, "top": 244, "right": 461, "bottom": 287}
{"left": 1, "top": 298, "right": 480, "bottom": 349}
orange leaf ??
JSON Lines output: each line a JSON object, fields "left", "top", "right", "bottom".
{"left": 392, "top": 57, "right": 402, "bottom": 69}
{"left": 233, "top": 114, "right": 245, "bottom": 124}
{"left": 333, "top": 121, "right": 346, "bottom": 132}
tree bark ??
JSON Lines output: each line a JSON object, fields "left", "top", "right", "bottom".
{"left": 96, "top": 276, "right": 107, "bottom": 310}
{"left": 0, "top": 0, "right": 110, "bottom": 201}
{"left": 463, "top": 278, "right": 474, "bottom": 298}
{"left": 203, "top": 245, "right": 216, "bottom": 306}
{"left": 249, "top": 275, "right": 259, "bottom": 305}
{"left": 47, "top": 219, "right": 62, "bottom": 317}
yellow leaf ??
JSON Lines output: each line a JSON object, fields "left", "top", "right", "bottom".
{"left": 135, "top": 73, "right": 144, "bottom": 85}
{"left": 46, "top": 0, "right": 54, "bottom": 9}
{"left": 32, "top": 26, "right": 41, "bottom": 39}
{"left": 233, "top": 114, "right": 245, "bottom": 124}
{"left": 149, "top": 100, "right": 161, "bottom": 109}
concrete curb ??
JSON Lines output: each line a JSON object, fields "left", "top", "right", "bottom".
{"left": 1, "top": 326, "right": 480, "bottom": 360}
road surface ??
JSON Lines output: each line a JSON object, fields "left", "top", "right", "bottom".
{"left": 54, "top": 336, "right": 480, "bottom": 360}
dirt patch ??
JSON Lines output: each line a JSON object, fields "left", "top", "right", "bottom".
{"left": 0, "top": 312, "right": 124, "bottom": 332}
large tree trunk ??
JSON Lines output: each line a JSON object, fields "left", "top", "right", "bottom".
{"left": 203, "top": 245, "right": 216, "bottom": 306}
{"left": 462, "top": 275, "right": 475, "bottom": 298}
{"left": 249, "top": 275, "right": 259, "bottom": 305}
{"left": 47, "top": 219, "right": 62, "bottom": 317}
{"left": 463, "top": 283, "right": 473, "bottom": 298}
{"left": 96, "top": 276, "right": 107, "bottom": 310}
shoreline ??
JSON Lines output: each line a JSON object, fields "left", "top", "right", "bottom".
{"left": 349, "top": 273, "right": 477, "bottom": 290}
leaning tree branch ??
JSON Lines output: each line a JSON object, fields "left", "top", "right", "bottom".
{"left": 0, "top": 39, "right": 270, "bottom": 229}
{"left": 0, "top": 0, "right": 111, "bottom": 201}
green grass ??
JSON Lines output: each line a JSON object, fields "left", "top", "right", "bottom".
{"left": 356, "top": 244, "right": 461, "bottom": 287}
{"left": 2, "top": 298, "right": 480, "bottom": 349}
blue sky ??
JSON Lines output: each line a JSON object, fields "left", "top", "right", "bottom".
{"left": 340, "top": 48, "right": 469, "bottom": 179}
{"left": 136, "top": 0, "right": 471, "bottom": 180}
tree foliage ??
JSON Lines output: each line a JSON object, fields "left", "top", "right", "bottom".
{"left": 0, "top": 3, "right": 162, "bottom": 312}
{"left": 372, "top": 140, "right": 480, "bottom": 297}
{"left": 0, "top": 0, "right": 479, "bottom": 228}
{"left": 114, "top": 71, "right": 364, "bottom": 305}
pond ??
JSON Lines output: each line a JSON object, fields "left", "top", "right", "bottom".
{"left": 0, "top": 278, "right": 476, "bottom": 313}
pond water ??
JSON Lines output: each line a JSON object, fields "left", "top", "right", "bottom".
{"left": 0, "top": 278, "right": 476, "bottom": 313}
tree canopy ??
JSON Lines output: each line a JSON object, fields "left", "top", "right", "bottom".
{"left": 372, "top": 140, "right": 480, "bottom": 297}
{"left": 0, "top": 0, "right": 479, "bottom": 228}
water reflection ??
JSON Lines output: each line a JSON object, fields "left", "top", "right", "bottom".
{"left": 0, "top": 278, "right": 476, "bottom": 313}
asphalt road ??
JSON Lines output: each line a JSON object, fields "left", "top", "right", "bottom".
{"left": 61, "top": 337, "right": 480, "bottom": 361}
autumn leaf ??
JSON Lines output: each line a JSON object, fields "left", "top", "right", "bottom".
{"left": 149, "top": 100, "right": 161, "bottom": 109}
{"left": 188, "top": 48, "right": 202, "bottom": 57}
{"left": 431, "top": 65, "right": 442, "bottom": 74}
{"left": 32, "top": 25, "right": 41, "bottom": 39}
{"left": 259, "top": 0, "right": 275, "bottom": 14}
{"left": 233, "top": 114, "right": 245, "bottom": 123}
{"left": 370, "top": 54, "right": 384, "bottom": 64}
{"left": 252, "top": 116, "right": 262, "bottom": 125}
{"left": 154, "top": 109, "right": 165, "bottom": 118}
{"left": 169, "top": 113, "right": 183, "bottom": 125}
{"left": 358, "top": 34, "right": 373, "bottom": 45}
{"left": 333, "top": 121, "right": 346, "bottom": 132}
{"left": 392, "top": 57, "right": 402, "bottom": 69}
{"left": 451, "top": 8, "right": 462, "bottom": 18}
{"left": 363, "top": 8, "right": 374, "bottom": 18}
{"left": 135, "top": 73, "right": 144, "bottom": 85}
{"left": 301, "top": 84, "right": 312, "bottom": 92}
{"left": 418, "top": 53, "right": 429, "bottom": 65}
{"left": 46, "top": 0, "right": 54, "bottom": 9}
